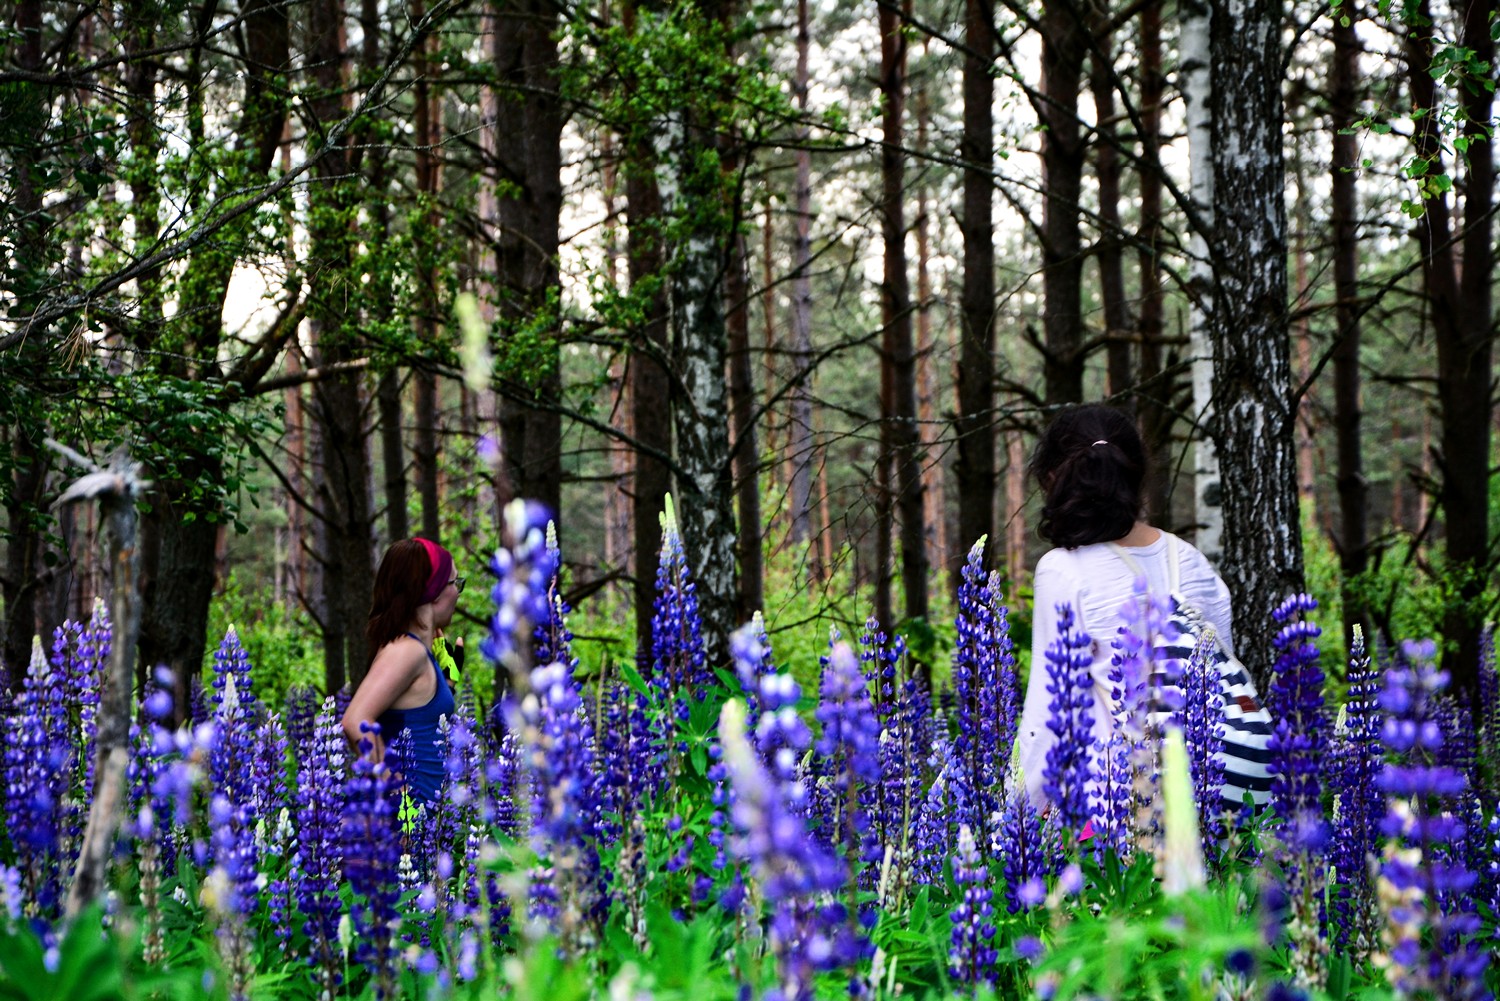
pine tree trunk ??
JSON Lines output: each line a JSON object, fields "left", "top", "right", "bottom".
{"left": 378, "top": 370, "right": 409, "bottom": 542}
{"left": 494, "top": 0, "right": 564, "bottom": 519}
{"left": 1039, "top": 0, "right": 1087, "bottom": 405}
{"left": 411, "top": 2, "right": 444, "bottom": 541}
{"left": 727, "top": 233, "right": 763, "bottom": 619}
{"left": 2, "top": 0, "right": 47, "bottom": 679}
{"left": 1136, "top": 0, "right": 1173, "bottom": 524}
{"left": 1090, "top": 26, "right": 1131, "bottom": 400}
{"left": 306, "top": 0, "right": 374, "bottom": 692}
{"left": 787, "top": 0, "right": 816, "bottom": 549}
{"left": 1207, "top": 0, "right": 1303, "bottom": 675}
{"left": 1329, "top": 0, "right": 1367, "bottom": 639}
{"left": 878, "top": 0, "right": 927, "bottom": 631}
{"left": 1407, "top": 0, "right": 1494, "bottom": 706}
{"left": 956, "top": 0, "right": 995, "bottom": 589}
{"left": 624, "top": 120, "right": 671, "bottom": 665}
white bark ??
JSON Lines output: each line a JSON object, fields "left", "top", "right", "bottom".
{"left": 1180, "top": 0, "right": 1221, "bottom": 562}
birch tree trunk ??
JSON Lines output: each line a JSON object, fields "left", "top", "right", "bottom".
{"left": 955, "top": 0, "right": 996, "bottom": 584}
{"left": 1181, "top": 0, "right": 1221, "bottom": 559}
{"left": 1207, "top": 0, "right": 1303, "bottom": 674}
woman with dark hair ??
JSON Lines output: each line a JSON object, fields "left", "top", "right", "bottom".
{"left": 1014, "top": 404, "right": 1236, "bottom": 806}
{"left": 342, "top": 537, "right": 462, "bottom": 803}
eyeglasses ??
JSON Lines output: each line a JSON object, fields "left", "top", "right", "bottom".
{"left": 450, "top": 577, "right": 466, "bottom": 594}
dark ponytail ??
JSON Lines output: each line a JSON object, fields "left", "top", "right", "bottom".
{"left": 1029, "top": 404, "right": 1148, "bottom": 548}
{"left": 365, "top": 539, "right": 435, "bottom": 675}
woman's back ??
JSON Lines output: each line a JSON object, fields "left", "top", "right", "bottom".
{"left": 1017, "top": 536, "right": 1235, "bottom": 807}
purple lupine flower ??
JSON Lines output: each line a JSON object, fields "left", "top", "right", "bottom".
{"left": 1329, "top": 625, "right": 1383, "bottom": 958}
{"left": 732, "top": 612, "right": 778, "bottom": 719}
{"left": 996, "top": 782, "right": 1059, "bottom": 913}
{"left": 293, "top": 698, "right": 347, "bottom": 997}
{"left": 72, "top": 601, "right": 109, "bottom": 800}
{"left": 519, "top": 655, "right": 605, "bottom": 952}
{"left": 1103, "top": 582, "right": 1174, "bottom": 854}
{"left": 1267, "top": 594, "right": 1326, "bottom": 829}
{"left": 647, "top": 497, "right": 710, "bottom": 760}
{"left": 910, "top": 743, "right": 959, "bottom": 887}
{"left": 284, "top": 684, "right": 319, "bottom": 753}
{"left": 211, "top": 626, "right": 257, "bottom": 715}
{"left": 209, "top": 671, "right": 258, "bottom": 815}
{"left": 1478, "top": 627, "right": 1498, "bottom": 778}
{"left": 720, "top": 699, "right": 856, "bottom": 1001}
{"left": 481, "top": 498, "right": 554, "bottom": 695}
{"left": 1178, "top": 632, "right": 1226, "bottom": 863}
{"left": 252, "top": 712, "right": 290, "bottom": 834}
{"left": 1374, "top": 640, "right": 1489, "bottom": 1001}
{"left": 1042, "top": 602, "right": 1095, "bottom": 836}
{"left": 1088, "top": 729, "right": 1134, "bottom": 860}
{"left": 189, "top": 675, "right": 211, "bottom": 728}
{"left": 5, "top": 638, "right": 72, "bottom": 918}
{"left": 952, "top": 541, "right": 1008, "bottom": 856}
{"left": 344, "top": 724, "right": 402, "bottom": 999}
{"left": 206, "top": 793, "right": 261, "bottom": 1001}
{"left": 813, "top": 642, "right": 884, "bottom": 882}
{"left": 533, "top": 520, "right": 574, "bottom": 672}
{"left": 949, "top": 824, "right": 997, "bottom": 987}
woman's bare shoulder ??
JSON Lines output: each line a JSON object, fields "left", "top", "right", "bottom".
{"left": 368, "top": 635, "right": 429, "bottom": 681}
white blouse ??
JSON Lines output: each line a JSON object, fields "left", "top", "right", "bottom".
{"left": 1013, "top": 531, "right": 1235, "bottom": 806}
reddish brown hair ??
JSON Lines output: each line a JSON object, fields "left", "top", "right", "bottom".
{"left": 365, "top": 539, "right": 436, "bottom": 672}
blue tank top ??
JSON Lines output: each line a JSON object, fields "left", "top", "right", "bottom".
{"left": 376, "top": 633, "right": 456, "bottom": 804}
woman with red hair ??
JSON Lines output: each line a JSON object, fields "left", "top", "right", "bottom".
{"left": 342, "top": 537, "right": 462, "bottom": 803}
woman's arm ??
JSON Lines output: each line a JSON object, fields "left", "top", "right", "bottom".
{"left": 341, "top": 641, "right": 427, "bottom": 760}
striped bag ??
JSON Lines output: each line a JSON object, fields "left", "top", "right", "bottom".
{"left": 1108, "top": 534, "right": 1274, "bottom": 810}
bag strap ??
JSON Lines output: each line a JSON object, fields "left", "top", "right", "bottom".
{"left": 1106, "top": 531, "right": 1180, "bottom": 597}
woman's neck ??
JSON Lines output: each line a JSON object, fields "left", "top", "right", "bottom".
{"left": 1115, "top": 521, "right": 1162, "bottom": 547}
{"left": 406, "top": 620, "right": 436, "bottom": 647}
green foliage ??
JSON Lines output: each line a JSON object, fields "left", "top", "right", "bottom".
{"left": 205, "top": 572, "right": 322, "bottom": 706}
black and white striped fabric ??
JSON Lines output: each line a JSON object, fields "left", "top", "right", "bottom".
{"left": 1108, "top": 536, "right": 1274, "bottom": 810}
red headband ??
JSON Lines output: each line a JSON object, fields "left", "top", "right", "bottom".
{"left": 415, "top": 538, "right": 454, "bottom": 605}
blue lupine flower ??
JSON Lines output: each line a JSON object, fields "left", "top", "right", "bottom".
{"left": 344, "top": 724, "right": 402, "bottom": 999}
{"left": 1267, "top": 594, "right": 1326, "bottom": 830}
{"left": 1042, "top": 602, "right": 1094, "bottom": 836}
{"left": 648, "top": 497, "right": 710, "bottom": 762}
{"left": 1329, "top": 625, "right": 1383, "bottom": 958}
{"left": 949, "top": 824, "right": 997, "bottom": 987}
{"left": 997, "top": 782, "right": 1059, "bottom": 913}
{"left": 519, "top": 655, "right": 605, "bottom": 951}
{"left": 813, "top": 642, "right": 883, "bottom": 880}
{"left": 481, "top": 499, "right": 554, "bottom": 694}
{"left": 211, "top": 626, "right": 257, "bottom": 715}
{"left": 5, "top": 638, "right": 72, "bottom": 918}
{"left": 1374, "top": 640, "right": 1490, "bottom": 1001}
{"left": 952, "top": 540, "right": 1019, "bottom": 858}
{"left": 720, "top": 699, "right": 854, "bottom": 1001}
{"left": 292, "top": 699, "right": 346, "bottom": 996}
{"left": 533, "top": 520, "right": 573, "bottom": 672}
{"left": 1178, "top": 632, "right": 1226, "bottom": 862}
{"left": 206, "top": 792, "right": 261, "bottom": 1001}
